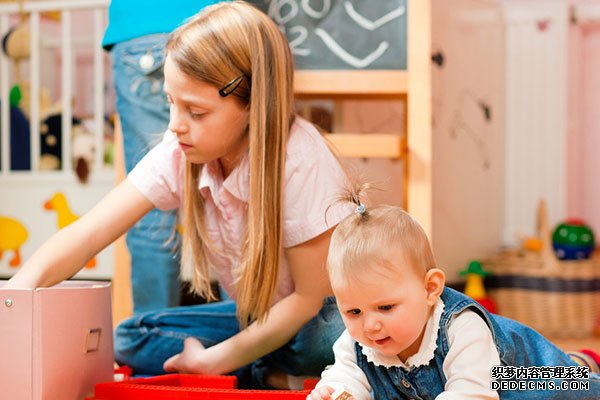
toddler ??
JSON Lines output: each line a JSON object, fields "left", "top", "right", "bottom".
{"left": 309, "top": 190, "right": 600, "bottom": 399}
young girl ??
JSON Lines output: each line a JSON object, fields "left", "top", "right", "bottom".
{"left": 309, "top": 189, "right": 600, "bottom": 399}
{"left": 7, "top": 2, "right": 351, "bottom": 389}
{"left": 103, "top": 0, "right": 222, "bottom": 314}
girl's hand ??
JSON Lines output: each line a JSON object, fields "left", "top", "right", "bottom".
{"left": 163, "top": 337, "right": 214, "bottom": 374}
{"left": 307, "top": 385, "right": 354, "bottom": 400}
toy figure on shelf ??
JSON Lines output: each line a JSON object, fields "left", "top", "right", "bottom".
{"left": 460, "top": 260, "right": 497, "bottom": 314}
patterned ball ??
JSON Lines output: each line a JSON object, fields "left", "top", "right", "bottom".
{"left": 552, "top": 219, "right": 595, "bottom": 260}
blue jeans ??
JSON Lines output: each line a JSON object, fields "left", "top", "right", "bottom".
{"left": 114, "top": 297, "right": 345, "bottom": 388}
{"left": 111, "top": 34, "right": 180, "bottom": 313}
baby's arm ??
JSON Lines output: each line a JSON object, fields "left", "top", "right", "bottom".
{"left": 5, "top": 180, "right": 153, "bottom": 288}
{"left": 437, "top": 310, "right": 500, "bottom": 400}
{"left": 307, "top": 330, "right": 372, "bottom": 400}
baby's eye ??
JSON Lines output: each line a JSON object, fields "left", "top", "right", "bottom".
{"left": 378, "top": 304, "right": 394, "bottom": 311}
{"left": 347, "top": 309, "right": 361, "bottom": 316}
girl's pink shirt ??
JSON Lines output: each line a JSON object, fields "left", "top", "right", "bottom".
{"left": 128, "top": 117, "right": 352, "bottom": 302}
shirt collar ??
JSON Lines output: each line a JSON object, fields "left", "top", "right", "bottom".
{"left": 198, "top": 155, "right": 249, "bottom": 203}
{"left": 361, "top": 298, "right": 445, "bottom": 370}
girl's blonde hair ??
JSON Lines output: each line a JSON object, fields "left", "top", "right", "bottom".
{"left": 328, "top": 183, "right": 437, "bottom": 283}
{"left": 166, "top": 1, "right": 294, "bottom": 326}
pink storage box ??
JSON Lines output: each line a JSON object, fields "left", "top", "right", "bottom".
{"left": 0, "top": 280, "right": 114, "bottom": 400}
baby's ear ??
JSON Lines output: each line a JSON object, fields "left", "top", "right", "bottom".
{"left": 424, "top": 268, "right": 445, "bottom": 306}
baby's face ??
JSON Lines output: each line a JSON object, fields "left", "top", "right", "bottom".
{"left": 333, "top": 253, "right": 435, "bottom": 362}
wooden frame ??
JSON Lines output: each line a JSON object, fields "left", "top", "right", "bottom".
{"left": 293, "top": 0, "right": 432, "bottom": 232}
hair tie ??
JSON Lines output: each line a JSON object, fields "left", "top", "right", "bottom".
{"left": 355, "top": 203, "right": 366, "bottom": 215}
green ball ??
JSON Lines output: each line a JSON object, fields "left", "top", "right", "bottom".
{"left": 552, "top": 221, "right": 594, "bottom": 246}
{"left": 552, "top": 219, "right": 595, "bottom": 260}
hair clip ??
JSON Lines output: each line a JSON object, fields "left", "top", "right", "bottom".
{"left": 219, "top": 74, "right": 245, "bottom": 97}
{"left": 355, "top": 203, "right": 366, "bottom": 215}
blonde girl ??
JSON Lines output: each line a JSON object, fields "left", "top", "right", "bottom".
{"left": 309, "top": 186, "right": 600, "bottom": 400}
{"left": 7, "top": 2, "right": 350, "bottom": 388}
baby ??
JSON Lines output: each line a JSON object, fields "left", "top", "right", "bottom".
{"left": 308, "top": 192, "right": 600, "bottom": 399}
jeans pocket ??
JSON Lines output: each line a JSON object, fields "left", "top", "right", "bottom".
{"left": 112, "top": 35, "right": 169, "bottom": 108}
{"left": 121, "top": 43, "right": 166, "bottom": 77}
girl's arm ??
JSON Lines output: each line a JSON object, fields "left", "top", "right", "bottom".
{"left": 165, "top": 228, "right": 338, "bottom": 374}
{"left": 5, "top": 179, "right": 154, "bottom": 289}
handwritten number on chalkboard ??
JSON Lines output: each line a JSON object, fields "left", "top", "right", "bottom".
{"left": 262, "top": 0, "right": 404, "bottom": 68}
{"left": 301, "top": 0, "right": 331, "bottom": 19}
{"left": 315, "top": 28, "right": 389, "bottom": 68}
{"left": 344, "top": 1, "right": 406, "bottom": 31}
{"left": 268, "top": 0, "right": 298, "bottom": 25}
{"left": 288, "top": 26, "right": 311, "bottom": 56}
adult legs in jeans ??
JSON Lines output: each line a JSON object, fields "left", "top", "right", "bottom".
{"left": 111, "top": 34, "right": 180, "bottom": 313}
{"left": 114, "top": 297, "right": 345, "bottom": 388}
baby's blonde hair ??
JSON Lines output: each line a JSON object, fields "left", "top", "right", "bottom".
{"left": 166, "top": 1, "right": 294, "bottom": 326}
{"left": 328, "top": 184, "right": 437, "bottom": 283}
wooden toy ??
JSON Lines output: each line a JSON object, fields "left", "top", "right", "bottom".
{"left": 459, "top": 260, "right": 497, "bottom": 314}
{"left": 332, "top": 387, "right": 353, "bottom": 399}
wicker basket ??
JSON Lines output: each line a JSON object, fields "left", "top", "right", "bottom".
{"left": 484, "top": 201, "right": 600, "bottom": 338}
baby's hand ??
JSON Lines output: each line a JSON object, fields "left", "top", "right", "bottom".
{"left": 307, "top": 385, "right": 354, "bottom": 400}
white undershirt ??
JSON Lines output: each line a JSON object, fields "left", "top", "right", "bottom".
{"left": 314, "top": 299, "right": 500, "bottom": 400}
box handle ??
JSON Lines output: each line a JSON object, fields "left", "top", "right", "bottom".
{"left": 85, "top": 327, "right": 102, "bottom": 353}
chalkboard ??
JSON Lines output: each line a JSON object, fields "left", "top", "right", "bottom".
{"left": 249, "top": 0, "right": 407, "bottom": 70}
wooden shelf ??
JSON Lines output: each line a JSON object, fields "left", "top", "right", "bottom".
{"left": 294, "top": 70, "right": 408, "bottom": 98}
{"left": 323, "top": 133, "right": 406, "bottom": 159}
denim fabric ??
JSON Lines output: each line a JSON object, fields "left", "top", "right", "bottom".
{"left": 357, "top": 287, "right": 600, "bottom": 399}
{"left": 114, "top": 297, "right": 345, "bottom": 388}
{"left": 111, "top": 34, "right": 180, "bottom": 313}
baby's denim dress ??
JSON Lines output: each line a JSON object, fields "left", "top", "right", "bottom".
{"left": 356, "top": 287, "right": 600, "bottom": 399}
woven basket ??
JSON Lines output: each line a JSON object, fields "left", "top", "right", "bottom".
{"left": 484, "top": 201, "right": 600, "bottom": 338}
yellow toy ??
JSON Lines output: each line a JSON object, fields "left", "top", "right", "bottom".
{"left": 0, "top": 215, "right": 28, "bottom": 267}
{"left": 460, "top": 260, "right": 496, "bottom": 313}
{"left": 44, "top": 192, "right": 96, "bottom": 268}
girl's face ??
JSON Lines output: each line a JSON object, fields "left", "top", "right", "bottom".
{"left": 163, "top": 55, "right": 250, "bottom": 176}
{"left": 333, "top": 250, "right": 443, "bottom": 362}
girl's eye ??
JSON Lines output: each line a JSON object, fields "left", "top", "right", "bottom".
{"left": 378, "top": 305, "right": 394, "bottom": 311}
{"left": 347, "top": 309, "right": 361, "bottom": 316}
{"left": 190, "top": 111, "right": 204, "bottom": 119}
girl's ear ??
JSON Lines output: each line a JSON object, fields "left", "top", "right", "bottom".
{"left": 424, "top": 268, "right": 445, "bottom": 306}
